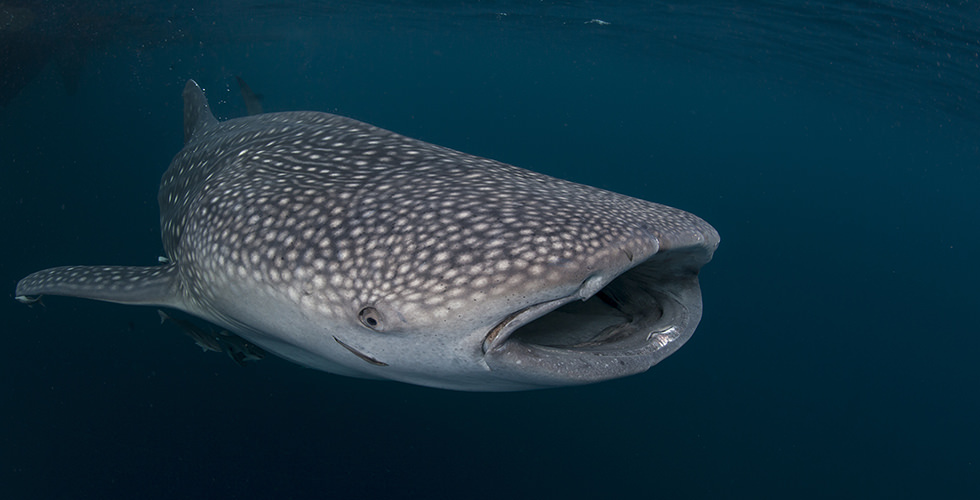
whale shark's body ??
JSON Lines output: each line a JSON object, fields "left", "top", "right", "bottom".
{"left": 16, "top": 80, "right": 719, "bottom": 391}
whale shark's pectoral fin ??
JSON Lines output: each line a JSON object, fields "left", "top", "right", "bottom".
{"left": 15, "top": 265, "right": 181, "bottom": 307}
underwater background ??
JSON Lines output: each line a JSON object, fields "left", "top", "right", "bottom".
{"left": 2, "top": 1, "right": 978, "bottom": 498}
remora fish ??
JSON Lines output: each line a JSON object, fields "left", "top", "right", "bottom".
{"left": 15, "top": 80, "right": 719, "bottom": 391}
{"left": 157, "top": 309, "right": 266, "bottom": 366}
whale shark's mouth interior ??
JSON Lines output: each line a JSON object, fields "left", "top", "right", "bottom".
{"left": 509, "top": 262, "right": 678, "bottom": 352}
{"left": 482, "top": 250, "right": 704, "bottom": 387}
{"left": 510, "top": 285, "right": 662, "bottom": 350}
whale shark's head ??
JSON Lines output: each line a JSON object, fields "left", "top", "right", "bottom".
{"left": 311, "top": 217, "right": 717, "bottom": 391}
{"left": 16, "top": 80, "right": 719, "bottom": 391}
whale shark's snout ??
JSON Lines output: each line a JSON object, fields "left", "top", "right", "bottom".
{"left": 15, "top": 80, "right": 718, "bottom": 391}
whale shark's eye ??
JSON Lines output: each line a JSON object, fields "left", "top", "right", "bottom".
{"left": 358, "top": 306, "right": 384, "bottom": 331}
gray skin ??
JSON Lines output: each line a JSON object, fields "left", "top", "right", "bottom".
{"left": 16, "top": 80, "right": 719, "bottom": 391}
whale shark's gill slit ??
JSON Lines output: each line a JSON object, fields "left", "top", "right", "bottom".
{"left": 333, "top": 336, "right": 388, "bottom": 366}
{"left": 595, "top": 290, "right": 623, "bottom": 311}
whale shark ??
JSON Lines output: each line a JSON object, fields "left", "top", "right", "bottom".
{"left": 16, "top": 80, "right": 719, "bottom": 391}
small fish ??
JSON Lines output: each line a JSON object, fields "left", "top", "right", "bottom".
{"left": 158, "top": 310, "right": 265, "bottom": 366}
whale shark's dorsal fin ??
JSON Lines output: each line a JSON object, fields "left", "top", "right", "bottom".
{"left": 234, "top": 76, "right": 264, "bottom": 116}
{"left": 182, "top": 80, "right": 218, "bottom": 144}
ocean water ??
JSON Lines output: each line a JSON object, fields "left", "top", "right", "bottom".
{"left": 2, "top": 1, "right": 978, "bottom": 498}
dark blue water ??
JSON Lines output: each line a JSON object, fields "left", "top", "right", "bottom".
{"left": 3, "top": 1, "right": 978, "bottom": 498}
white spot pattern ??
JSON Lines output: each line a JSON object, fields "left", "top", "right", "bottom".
{"left": 156, "top": 110, "right": 713, "bottom": 324}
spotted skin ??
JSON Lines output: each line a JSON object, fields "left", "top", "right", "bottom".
{"left": 16, "top": 265, "right": 178, "bottom": 304}
{"left": 16, "top": 80, "right": 719, "bottom": 391}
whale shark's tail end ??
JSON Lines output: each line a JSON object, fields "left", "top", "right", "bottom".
{"left": 15, "top": 265, "right": 181, "bottom": 307}
{"left": 182, "top": 79, "right": 218, "bottom": 144}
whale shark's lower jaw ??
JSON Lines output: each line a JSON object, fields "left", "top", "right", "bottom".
{"left": 480, "top": 249, "right": 705, "bottom": 391}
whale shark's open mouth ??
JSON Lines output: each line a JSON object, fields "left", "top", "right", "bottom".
{"left": 482, "top": 249, "right": 705, "bottom": 388}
